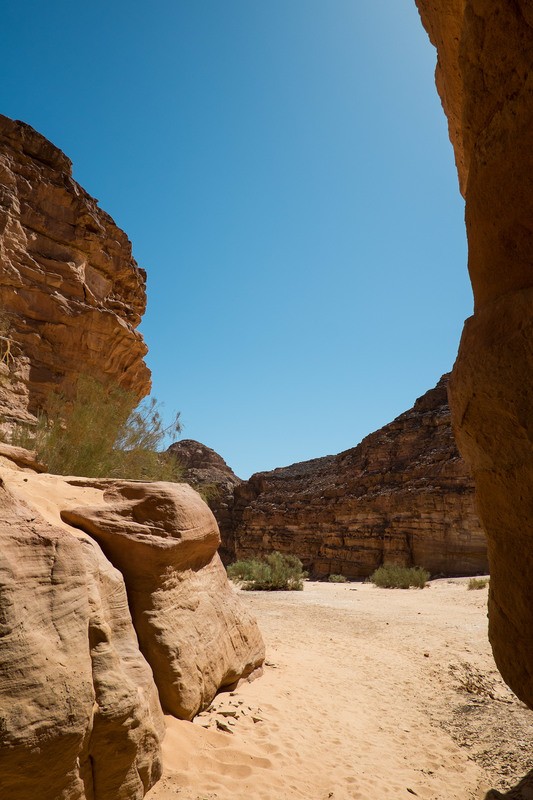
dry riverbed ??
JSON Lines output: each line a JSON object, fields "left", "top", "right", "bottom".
{"left": 147, "top": 579, "right": 533, "bottom": 800}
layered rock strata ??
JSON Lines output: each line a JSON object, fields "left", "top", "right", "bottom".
{"left": 167, "top": 439, "right": 242, "bottom": 564}
{"left": 415, "top": 1, "right": 533, "bottom": 713}
{"left": 0, "top": 453, "right": 265, "bottom": 799}
{"left": 230, "top": 375, "right": 486, "bottom": 578}
{"left": 0, "top": 114, "right": 150, "bottom": 426}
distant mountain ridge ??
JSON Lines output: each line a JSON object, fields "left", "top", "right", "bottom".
{"left": 173, "top": 375, "right": 487, "bottom": 577}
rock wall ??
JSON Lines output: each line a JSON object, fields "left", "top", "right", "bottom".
{"left": 223, "top": 375, "right": 486, "bottom": 578}
{"left": 415, "top": 1, "right": 533, "bottom": 712}
{"left": 0, "top": 114, "right": 150, "bottom": 425}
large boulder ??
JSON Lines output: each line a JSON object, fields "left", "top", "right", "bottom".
{"left": 0, "top": 479, "right": 164, "bottom": 800}
{"left": 62, "top": 480, "right": 266, "bottom": 720}
{"left": 415, "top": 1, "right": 533, "bottom": 709}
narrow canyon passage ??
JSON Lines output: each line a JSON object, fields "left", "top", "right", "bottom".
{"left": 148, "top": 580, "right": 533, "bottom": 800}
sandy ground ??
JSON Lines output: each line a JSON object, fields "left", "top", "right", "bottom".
{"left": 3, "top": 462, "right": 531, "bottom": 799}
{"left": 147, "top": 579, "right": 533, "bottom": 800}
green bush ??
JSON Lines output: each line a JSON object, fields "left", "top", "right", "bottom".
{"left": 328, "top": 574, "right": 347, "bottom": 583}
{"left": 227, "top": 551, "right": 307, "bottom": 591}
{"left": 468, "top": 577, "right": 489, "bottom": 590}
{"left": 12, "top": 374, "right": 182, "bottom": 480}
{"left": 370, "top": 564, "right": 430, "bottom": 589}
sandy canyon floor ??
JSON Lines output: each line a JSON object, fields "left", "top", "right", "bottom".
{"left": 147, "top": 579, "right": 533, "bottom": 800}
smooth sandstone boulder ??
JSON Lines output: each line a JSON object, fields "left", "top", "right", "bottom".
{"left": 416, "top": 1, "right": 533, "bottom": 708}
{"left": 62, "top": 480, "right": 266, "bottom": 721}
{"left": 0, "top": 480, "right": 164, "bottom": 800}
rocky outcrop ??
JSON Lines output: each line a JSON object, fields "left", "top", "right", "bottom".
{"left": 230, "top": 375, "right": 486, "bottom": 578}
{"left": 0, "top": 478, "right": 164, "bottom": 800}
{"left": 415, "top": 1, "right": 533, "bottom": 714}
{"left": 0, "top": 115, "right": 265, "bottom": 798}
{"left": 0, "top": 453, "right": 265, "bottom": 798}
{"left": 0, "top": 114, "right": 150, "bottom": 427}
{"left": 167, "top": 439, "right": 242, "bottom": 564}
{"left": 62, "top": 480, "right": 265, "bottom": 720}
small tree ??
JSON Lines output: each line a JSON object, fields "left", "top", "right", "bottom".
{"left": 13, "top": 374, "right": 182, "bottom": 480}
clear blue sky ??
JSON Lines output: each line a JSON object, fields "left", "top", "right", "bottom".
{"left": 1, "top": 1, "right": 470, "bottom": 478}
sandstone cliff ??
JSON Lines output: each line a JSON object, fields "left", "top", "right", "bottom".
{"left": 230, "top": 375, "right": 486, "bottom": 578}
{"left": 415, "top": 0, "right": 533, "bottom": 723}
{"left": 175, "top": 377, "right": 486, "bottom": 578}
{"left": 0, "top": 114, "right": 150, "bottom": 426}
{"left": 0, "top": 449, "right": 265, "bottom": 800}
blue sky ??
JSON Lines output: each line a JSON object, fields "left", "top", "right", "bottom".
{"left": 1, "top": 1, "right": 470, "bottom": 478}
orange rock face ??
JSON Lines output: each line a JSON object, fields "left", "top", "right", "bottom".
{"left": 0, "top": 456, "right": 265, "bottom": 797}
{"left": 229, "top": 375, "right": 486, "bottom": 578}
{"left": 416, "top": 1, "right": 533, "bottom": 708}
{"left": 0, "top": 114, "right": 150, "bottom": 425}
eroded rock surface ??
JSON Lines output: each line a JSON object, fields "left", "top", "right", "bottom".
{"left": 0, "top": 452, "right": 265, "bottom": 797}
{"left": 62, "top": 480, "right": 265, "bottom": 721}
{"left": 0, "top": 114, "right": 150, "bottom": 426}
{"left": 415, "top": 1, "right": 533, "bottom": 713}
{"left": 228, "top": 375, "right": 486, "bottom": 578}
{"left": 0, "top": 477, "right": 164, "bottom": 800}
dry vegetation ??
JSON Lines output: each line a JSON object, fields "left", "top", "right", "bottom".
{"left": 12, "top": 374, "right": 182, "bottom": 480}
{"left": 370, "top": 564, "right": 430, "bottom": 589}
{"left": 227, "top": 552, "right": 307, "bottom": 591}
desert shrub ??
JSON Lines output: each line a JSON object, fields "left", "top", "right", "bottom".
{"left": 468, "top": 577, "right": 489, "bottom": 590}
{"left": 12, "top": 374, "right": 182, "bottom": 480}
{"left": 328, "top": 574, "right": 347, "bottom": 583}
{"left": 227, "top": 551, "right": 307, "bottom": 591}
{"left": 370, "top": 564, "right": 430, "bottom": 589}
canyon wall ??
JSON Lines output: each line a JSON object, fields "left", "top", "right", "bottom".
{"left": 0, "top": 114, "right": 150, "bottom": 426}
{"left": 232, "top": 375, "right": 486, "bottom": 577}
{"left": 176, "top": 376, "right": 487, "bottom": 578}
{"left": 415, "top": 1, "right": 533, "bottom": 713}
